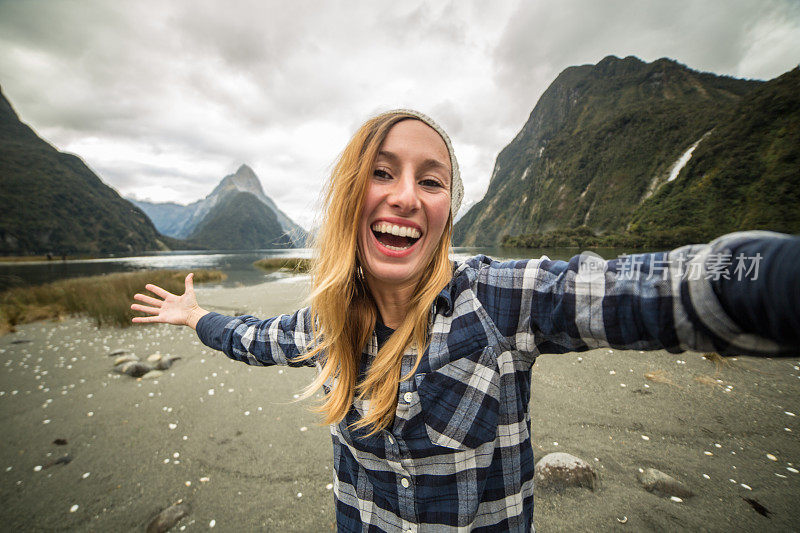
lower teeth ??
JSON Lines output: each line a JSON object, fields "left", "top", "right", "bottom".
{"left": 383, "top": 243, "right": 410, "bottom": 251}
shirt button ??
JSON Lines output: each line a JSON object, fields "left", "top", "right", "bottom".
{"left": 403, "top": 392, "right": 413, "bottom": 403}
{"left": 401, "top": 477, "right": 410, "bottom": 488}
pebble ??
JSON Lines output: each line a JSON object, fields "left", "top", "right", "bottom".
{"left": 82, "top": 472, "right": 90, "bottom": 479}
{"left": 636, "top": 468, "right": 693, "bottom": 498}
{"left": 148, "top": 500, "right": 191, "bottom": 533}
{"left": 767, "top": 454, "right": 777, "bottom": 461}
{"left": 168, "top": 423, "right": 177, "bottom": 430}
{"left": 210, "top": 519, "right": 216, "bottom": 528}
{"left": 326, "top": 483, "right": 333, "bottom": 490}
{"left": 297, "top": 492, "right": 302, "bottom": 498}
{"left": 641, "top": 435, "right": 649, "bottom": 441}
{"left": 787, "top": 467, "right": 799, "bottom": 474}
{"left": 70, "top": 504, "right": 78, "bottom": 512}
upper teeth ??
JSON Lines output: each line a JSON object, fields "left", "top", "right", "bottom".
{"left": 372, "top": 222, "right": 421, "bottom": 239}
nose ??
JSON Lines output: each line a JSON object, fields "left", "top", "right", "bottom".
{"left": 386, "top": 171, "right": 421, "bottom": 213}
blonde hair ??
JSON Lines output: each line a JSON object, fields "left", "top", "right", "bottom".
{"left": 294, "top": 111, "right": 454, "bottom": 436}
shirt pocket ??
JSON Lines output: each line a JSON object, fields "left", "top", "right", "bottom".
{"left": 416, "top": 347, "right": 501, "bottom": 450}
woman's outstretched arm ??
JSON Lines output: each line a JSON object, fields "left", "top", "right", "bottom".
{"left": 472, "top": 230, "right": 799, "bottom": 360}
{"left": 131, "top": 273, "right": 316, "bottom": 368}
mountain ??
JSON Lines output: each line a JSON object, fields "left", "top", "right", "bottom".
{"left": 0, "top": 86, "right": 169, "bottom": 255}
{"left": 188, "top": 191, "right": 294, "bottom": 249}
{"left": 626, "top": 66, "right": 800, "bottom": 240}
{"left": 131, "top": 164, "right": 306, "bottom": 248}
{"left": 454, "top": 55, "right": 769, "bottom": 246}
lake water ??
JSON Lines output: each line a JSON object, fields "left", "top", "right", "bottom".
{"left": 0, "top": 246, "right": 647, "bottom": 292}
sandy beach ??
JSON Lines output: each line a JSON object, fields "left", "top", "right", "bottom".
{"left": 1, "top": 277, "right": 798, "bottom": 531}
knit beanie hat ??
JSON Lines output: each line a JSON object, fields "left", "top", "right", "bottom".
{"left": 375, "top": 109, "right": 464, "bottom": 217}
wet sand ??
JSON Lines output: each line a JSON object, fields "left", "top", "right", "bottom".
{"left": 0, "top": 278, "right": 798, "bottom": 531}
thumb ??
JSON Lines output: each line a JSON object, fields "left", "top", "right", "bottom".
{"left": 185, "top": 272, "right": 194, "bottom": 294}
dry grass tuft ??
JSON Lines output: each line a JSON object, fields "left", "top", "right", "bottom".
{"left": 702, "top": 352, "right": 735, "bottom": 373}
{"left": 644, "top": 369, "right": 683, "bottom": 389}
{"left": 0, "top": 269, "right": 225, "bottom": 334}
{"left": 694, "top": 375, "right": 724, "bottom": 388}
{"left": 253, "top": 257, "right": 312, "bottom": 273}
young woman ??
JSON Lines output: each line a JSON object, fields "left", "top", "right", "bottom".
{"left": 131, "top": 109, "right": 799, "bottom": 532}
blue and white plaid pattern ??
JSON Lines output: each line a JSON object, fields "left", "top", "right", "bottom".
{"left": 196, "top": 231, "right": 794, "bottom": 532}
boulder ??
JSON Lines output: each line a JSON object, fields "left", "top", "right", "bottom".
{"left": 534, "top": 452, "right": 597, "bottom": 491}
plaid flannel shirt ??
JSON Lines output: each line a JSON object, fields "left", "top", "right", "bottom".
{"left": 196, "top": 231, "right": 795, "bottom": 532}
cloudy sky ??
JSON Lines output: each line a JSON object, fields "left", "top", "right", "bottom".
{"left": 1, "top": 0, "right": 798, "bottom": 229}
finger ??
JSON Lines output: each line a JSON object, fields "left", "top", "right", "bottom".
{"left": 132, "top": 315, "right": 164, "bottom": 323}
{"left": 185, "top": 273, "right": 194, "bottom": 293}
{"left": 133, "top": 293, "right": 163, "bottom": 306}
{"left": 131, "top": 303, "right": 161, "bottom": 315}
{"left": 145, "top": 283, "right": 174, "bottom": 299}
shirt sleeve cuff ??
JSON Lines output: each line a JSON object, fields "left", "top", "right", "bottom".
{"left": 196, "top": 311, "right": 239, "bottom": 352}
{"left": 680, "top": 230, "right": 797, "bottom": 356}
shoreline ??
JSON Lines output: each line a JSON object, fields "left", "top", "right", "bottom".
{"left": 0, "top": 278, "right": 798, "bottom": 530}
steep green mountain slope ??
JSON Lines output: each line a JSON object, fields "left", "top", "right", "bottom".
{"left": 454, "top": 55, "right": 762, "bottom": 246}
{"left": 0, "top": 86, "right": 169, "bottom": 255}
{"left": 628, "top": 67, "right": 800, "bottom": 241}
{"left": 188, "top": 190, "right": 294, "bottom": 249}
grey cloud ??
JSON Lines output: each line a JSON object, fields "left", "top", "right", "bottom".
{"left": 2, "top": 0, "right": 798, "bottom": 226}
{"left": 492, "top": 0, "right": 800, "bottom": 123}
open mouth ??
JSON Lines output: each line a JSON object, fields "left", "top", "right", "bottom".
{"left": 371, "top": 222, "right": 422, "bottom": 251}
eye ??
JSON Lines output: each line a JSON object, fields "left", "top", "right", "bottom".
{"left": 373, "top": 168, "right": 392, "bottom": 180}
{"left": 420, "top": 177, "right": 444, "bottom": 188}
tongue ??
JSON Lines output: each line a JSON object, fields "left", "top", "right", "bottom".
{"left": 377, "top": 232, "right": 412, "bottom": 248}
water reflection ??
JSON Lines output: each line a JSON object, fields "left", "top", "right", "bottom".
{"left": 0, "top": 246, "right": 651, "bottom": 292}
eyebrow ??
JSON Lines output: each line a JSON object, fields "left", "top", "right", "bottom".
{"left": 377, "top": 150, "right": 451, "bottom": 180}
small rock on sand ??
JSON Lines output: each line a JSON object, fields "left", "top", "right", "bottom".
{"left": 115, "top": 361, "right": 153, "bottom": 378}
{"left": 141, "top": 370, "right": 164, "bottom": 380}
{"left": 636, "top": 467, "right": 693, "bottom": 498}
{"left": 114, "top": 355, "right": 139, "bottom": 366}
{"left": 156, "top": 357, "right": 180, "bottom": 371}
{"left": 146, "top": 500, "right": 191, "bottom": 533}
{"left": 535, "top": 452, "right": 597, "bottom": 491}
{"left": 146, "top": 353, "right": 181, "bottom": 371}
